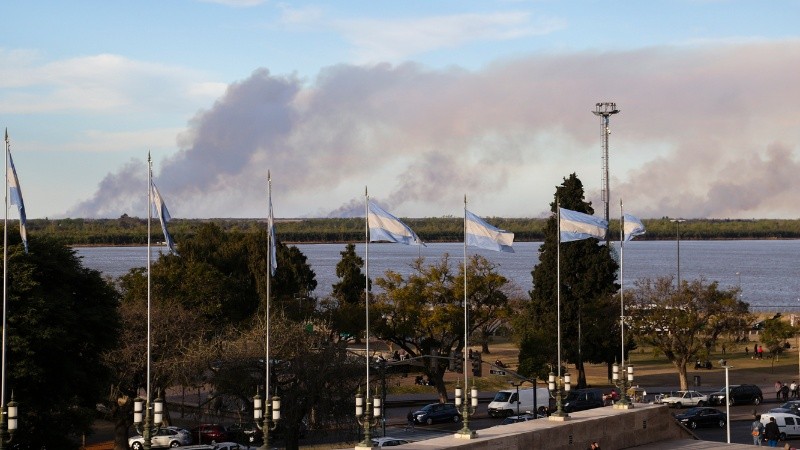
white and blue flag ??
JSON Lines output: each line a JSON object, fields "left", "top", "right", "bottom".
{"left": 151, "top": 181, "right": 177, "bottom": 254}
{"left": 268, "top": 176, "right": 277, "bottom": 275}
{"left": 7, "top": 147, "right": 28, "bottom": 253}
{"left": 623, "top": 213, "right": 646, "bottom": 241}
{"left": 559, "top": 207, "right": 608, "bottom": 242}
{"left": 368, "top": 201, "right": 422, "bottom": 245}
{"left": 465, "top": 210, "right": 514, "bottom": 253}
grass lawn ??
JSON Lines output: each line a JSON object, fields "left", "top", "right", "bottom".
{"left": 385, "top": 335, "right": 800, "bottom": 395}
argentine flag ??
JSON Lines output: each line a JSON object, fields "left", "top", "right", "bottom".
{"left": 151, "top": 181, "right": 177, "bottom": 254}
{"left": 465, "top": 210, "right": 514, "bottom": 253}
{"left": 559, "top": 207, "right": 608, "bottom": 242}
{"left": 368, "top": 201, "right": 423, "bottom": 245}
{"left": 623, "top": 213, "right": 646, "bottom": 242}
{"left": 7, "top": 148, "right": 28, "bottom": 253}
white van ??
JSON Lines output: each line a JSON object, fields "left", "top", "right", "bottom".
{"left": 488, "top": 387, "right": 551, "bottom": 418}
{"left": 761, "top": 412, "right": 800, "bottom": 440}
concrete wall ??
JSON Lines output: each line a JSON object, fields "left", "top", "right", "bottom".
{"left": 393, "top": 404, "right": 692, "bottom": 450}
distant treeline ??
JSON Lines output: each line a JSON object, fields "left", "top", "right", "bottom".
{"left": 14, "top": 215, "right": 800, "bottom": 246}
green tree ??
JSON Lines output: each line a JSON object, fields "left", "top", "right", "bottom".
{"left": 3, "top": 236, "right": 121, "bottom": 449}
{"left": 627, "top": 276, "right": 748, "bottom": 389}
{"left": 520, "top": 174, "right": 619, "bottom": 387}
{"left": 332, "top": 243, "right": 367, "bottom": 305}
{"left": 325, "top": 244, "right": 368, "bottom": 342}
{"left": 761, "top": 315, "right": 796, "bottom": 366}
{"left": 372, "top": 254, "right": 511, "bottom": 401}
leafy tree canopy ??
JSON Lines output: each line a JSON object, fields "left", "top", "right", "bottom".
{"left": 3, "top": 236, "right": 121, "bottom": 449}
{"left": 627, "top": 276, "right": 748, "bottom": 389}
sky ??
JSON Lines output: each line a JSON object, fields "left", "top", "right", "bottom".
{"left": 2, "top": 1, "right": 799, "bottom": 220}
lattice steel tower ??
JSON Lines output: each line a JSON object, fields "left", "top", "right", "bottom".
{"left": 593, "top": 102, "right": 619, "bottom": 244}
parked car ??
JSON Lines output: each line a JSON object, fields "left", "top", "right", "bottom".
{"left": 761, "top": 412, "right": 800, "bottom": 440}
{"left": 770, "top": 400, "right": 800, "bottom": 415}
{"left": 562, "top": 388, "right": 605, "bottom": 413}
{"left": 673, "top": 407, "right": 727, "bottom": 429}
{"left": 181, "top": 442, "right": 254, "bottom": 450}
{"left": 659, "top": 390, "right": 708, "bottom": 408}
{"left": 371, "top": 437, "right": 409, "bottom": 447}
{"left": 190, "top": 424, "right": 232, "bottom": 444}
{"left": 501, "top": 413, "right": 538, "bottom": 425}
{"left": 128, "top": 426, "right": 192, "bottom": 449}
{"left": 227, "top": 422, "right": 262, "bottom": 445}
{"left": 708, "top": 384, "right": 763, "bottom": 406}
{"left": 411, "top": 403, "right": 461, "bottom": 425}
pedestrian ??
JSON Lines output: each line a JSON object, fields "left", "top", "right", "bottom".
{"left": 587, "top": 441, "right": 601, "bottom": 450}
{"left": 406, "top": 410, "right": 415, "bottom": 431}
{"left": 782, "top": 384, "right": 790, "bottom": 402}
{"left": 746, "top": 346, "right": 750, "bottom": 357}
{"left": 752, "top": 415, "right": 764, "bottom": 446}
{"left": 791, "top": 381, "right": 798, "bottom": 399}
{"left": 758, "top": 345, "right": 764, "bottom": 359}
{"left": 765, "top": 416, "right": 780, "bottom": 447}
{"left": 776, "top": 381, "right": 783, "bottom": 400}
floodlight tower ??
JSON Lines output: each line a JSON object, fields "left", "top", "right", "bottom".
{"left": 593, "top": 102, "right": 619, "bottom": 245}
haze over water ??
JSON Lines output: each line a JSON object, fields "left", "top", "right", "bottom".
{"left": 76, "top": 240, "right": 800, "bottom": 312}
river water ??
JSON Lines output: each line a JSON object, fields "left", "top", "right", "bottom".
{"left": 74, "top": 240, "right": 800, "bottom": 312}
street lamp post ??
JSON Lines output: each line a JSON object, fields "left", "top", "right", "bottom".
{"left": 133, "top": 393, "right": 164, "bottom": 450}
{"left": 355, "top": 387, "right": 382, "bottom": 448}
{"left": 548, "top": 371, "right": 571, "bottom": 420}
{"left": 0, "top": 396, "right": 17, "bottom": 449}
{"left": 670, "top": 219, "right": 685, "bottom": 288}
{"left": 723, "top": 365, "right": 732, "bottom": 443}
{"left": 454, "top": 381, "right": 478, "bottom": 438}
{"left": 612, "top": 363, "right": 635, "bottom": 409}
{"left": 254, "top": 391, "right": 280, "bottom": 449}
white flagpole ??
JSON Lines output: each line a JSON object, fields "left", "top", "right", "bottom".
{"left": 556, "top": 201, "right": 561, "bottom": 380}
{"left": 2, "top": 129, "right": 9, "bottom": 410}
{"left": 463, "top": 195, "right": 468, "bottom": 395}
{"left": 364, "top": 187, "right": 370, "bottom": 398}
{"left": 619, "top": 199, "right": 625, "bottom": 367}
{"left": 146, "top": 154, "right": 152, "bottom": 413}
{"left": 266, "top": 172, "right": 272, "bottom": 401}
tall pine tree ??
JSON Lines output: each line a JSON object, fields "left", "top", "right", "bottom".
{"left": 519, "top": 173, "right": 620, "bottom": 387}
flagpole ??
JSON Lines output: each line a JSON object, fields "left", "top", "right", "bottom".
{"left": 364, "top": 187, "right": 370, "bottom": 402}
{"left": 463, "top": 195, "right": 468, "bottom": 398}
{"left": 2, "top": 129, "right": 9, "bottom": 413}
{"left": 557, "top": 203, "right": 561, "bottom": 381}
{"left": 619, "top": 199, "right": 625, "bottom": 367}
{"left": 147, "top": 155, "right": 152, "bottom": 417}
{"left": 266, "top": 171, "right": 271, "bottom": 413}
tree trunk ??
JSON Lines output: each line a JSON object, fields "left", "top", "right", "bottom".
{"left": 677, "top": 364, "right": 689, "bottom": 390}
{"left": 576, "top": 361, "right": 587, "bottom": 389}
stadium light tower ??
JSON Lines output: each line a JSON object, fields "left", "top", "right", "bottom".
{"left": 593, "top": 102, "right": 619, "bottom": 244}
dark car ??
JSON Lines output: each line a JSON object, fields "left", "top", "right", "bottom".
{"left": 190, "top": 423, "right": 231, "bottom": 444}
{"left": 769, "top": 400, "right": 800, "bottom": 415}
{"left": 563, "top": 388, "right": 605, "bottom": 413}
{"left": 707, "top": 384, "right": 763, "bottom": 406}
{"left": 501, "top": 413, "right": 537, "bottom": 425}
{"left": 674, "top": 407, "right": 727, "bottom": 429}
{"left": 228, "top": 422, "right": 262, "bottom": 444}
{"left": 411, "top": 403, "right": 461, "bottom": 425}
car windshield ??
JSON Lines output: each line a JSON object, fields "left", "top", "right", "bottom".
{"left": 493, "top": 392, "right": 512, "bottom": 402}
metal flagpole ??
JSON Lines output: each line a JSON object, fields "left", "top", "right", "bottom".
{"left": 145, "top": 154, "right": 153, "bottom": 449}
{"left": 556, "top": 203, "right": 561, "bottom": 381}
{"left": 364, "top": 187, "right": 369, "bottom": 403}
{"left": 463, "top": 195, "right": 468, "bottom": 402}
{"left": 2, "top": 129, "right": 8, "bottom": 414}
{"left": 620, "top": 199, "right": 625, "bottom": 367}
{"left": 266, "top": 172, "right": 271, "bottom": 415}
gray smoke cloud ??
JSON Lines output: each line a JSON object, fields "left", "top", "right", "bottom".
{"left": 68, "top": 40, "right": 800, "bottom": 219}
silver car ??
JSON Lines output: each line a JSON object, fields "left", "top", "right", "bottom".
{"left": 128, "top": 426, "right": 192, "bottom": 449}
